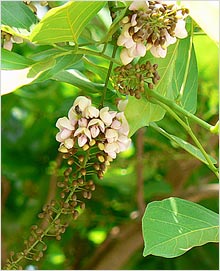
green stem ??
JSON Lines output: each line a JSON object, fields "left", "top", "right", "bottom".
{"left": 146, "top": 88, "right": 216, "bottom": 132}
{"left": 101, "top": 44, "right": 118, "bottom": 107}
{"left": 50, "top": 45, "right": 121, "bottom": 65}
{"left": 75, "top": 48, "right": 121, "bottom": 65}
{"left": 154, "top": 99, "right": 219, "bottom": 177}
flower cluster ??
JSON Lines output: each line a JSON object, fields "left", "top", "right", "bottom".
{"left": 56, "top": 96, "right": 131, "bottom": 160}
{"left": 117, "top": 0, "right": 189, "bottom": 64}
{"left": 113, "top": 60, "right": 160, "bottom": 99}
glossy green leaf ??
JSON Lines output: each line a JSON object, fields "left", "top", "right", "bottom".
{"left": 125, "top": 42, "right": 179, "bottom": 136}
{"left": 32, "top": 54, "right": 82, "bottom": 83}
{"left": 1, "top": 49, "right": 35, "bottom": 70}
{"left": 142, "top": 197, "right": 219, "bottom": 258}
{"left": 31, "top": 1, "right": 106, "bottom": 44}
{"left": 27, "top": 58, "right": 56, "bottom": 78}
{"left": 52, "top": 70, "right": 104, "bottom": 93}
{"left": 150, "top": 123, "right": 217, "bottom": 165}
{"left": 1, "top": 1, "right": 38, "bottom": 31}
{"left": 172, "top": 37, "right": 198, "bottom": 113}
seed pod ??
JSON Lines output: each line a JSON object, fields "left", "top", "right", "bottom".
{"left": 71, "top": 194, "right": 77, "bottom": 201}
{"left": 67, "top": 158, "right": 74, "bottom": 165}
{"left": 72, "top": 180, "right": 78, "bottom": 187}
{"left": 78, "top": 178, "right": 84, "bottom": 185}
{"left": 81, "top": 168, "right": 87, "bottom": 176}
{"left": 93, "top": 163, "right": 100, "bottom": 170}
{"left": 80, "top": 202, "right": 86, "bottom": 210}
{"left": 78, "top": 155, "right": 84, "bottom": 163}
{"left": 148, "top": 83, "right": 154, "bottom": 89}
{"left": 82, "top": 191, "right": 88, "bottom": 199}
{"left": 56, "top": 235, "right": 61, "bottom": 241}
{"left": 72, "top": 210, "right": 79, "bottom": 220}
{"left": 64, "top": 167, "right": 72, "bottom": 177}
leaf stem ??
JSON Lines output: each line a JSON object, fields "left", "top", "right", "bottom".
{"left": 153, "top": 99, "right": 219, "bottom": 178}
{"left": 75, "top": 48, "right": 121, "bottom": 65}
{"left": 146, "top": 88, "right": 217, "bottom": 133}
{"left": 50, "top": 45, "right": 121, "bottom": 65}
{"left": 100, "top": 44, "right": 118, "bottom": 107}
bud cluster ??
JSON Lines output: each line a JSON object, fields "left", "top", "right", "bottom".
{"left": 113, "top": 61, "right": 160, "bottom": 99}
{"left": 117, "top": 0, "right": 189, "bottom": 64}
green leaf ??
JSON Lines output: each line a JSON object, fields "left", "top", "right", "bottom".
{"left": 142, "top": 197, "right": 219, "bottom": 258}
{"left": 1, "top": 49, "right": 35, "bottom": 70}
{"left": 52, "top": 70, "right": 104, "bottom": 93}
{"left": 32, "top": 54, "right": 82, "bottom": 83}
{"left": 1, "top": 1, "right": 37, "bottom": 31}
{"left": 125, "top": 42, "right": 179, "bottom": 136}
{"left": 31, "top": 1, "right": 106, "bottom": 44}
{"left": 150, "top": 123, "right": 217, "bottom": 165}
{"left": 27, "top": 58, "right": 56, "bottom": 78}
{"left": 172, "top": 36, "right": 198, "bottom": 113}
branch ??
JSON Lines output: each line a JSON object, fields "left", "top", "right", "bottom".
{"left": 136, "top": 128, "right": 146, "bottom": 215}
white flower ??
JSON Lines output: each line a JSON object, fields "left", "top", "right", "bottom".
{"left": 56, "top": 96, "right": 132, "bottom": 161}
{"left": 149, "top": 45, "right": 167, "bottom": 58}
{"left": 117, "top": 99, "right": 128, "bottom": 112}
{"left": 68, "top": 107, "right": 78, "bottom": 125}
{"left": 129, "top": 1, "right": 149, "bottom": 11}
{"left": 88, "top": 119, "right": 105, "bottom": 138}
{"left": 56, "top": 117, "right": 75, "bottom": 143}
{"left": 63, "top": 138, "right": 75, "bottom": 149}
{"left": 73, "top": 96, "right": 91, "bottom": 113}
{"left": 115, "top": 112, "right": 130, "bottom": 136}
{"left": 78, "top": 118, "right": 88, "bottom": 127}
{"left": 105, "top": 129, "right": 119, "bottom": 143}
{"left": 111, "top": 119, "right": 121, "bottom": 130}
{"left": 117, "top": 1, "right": 188, "bottom": 61}
{"left": 174, "top": 19, "right": 188, "bottom": 39}
{"left": 74, "top": 126, "right": 91, "bottom": 147}
{"left": 84, "top": 105, "right": 99, "bottom": 118}
{"left": 104, "top": 142, "right": 120, "bottom": 159}
{"left": 100, "top": 107, "right": 116, "bottom": 126}
{"left": 120, "top": 48, "right": 135, "bottom": 65}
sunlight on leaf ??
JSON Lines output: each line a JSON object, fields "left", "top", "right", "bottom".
{"left": 142, "top": 197, "right": 219, "bottom": 258}
{"left": 31, "top": 1, "right": 106, "bottom": 44}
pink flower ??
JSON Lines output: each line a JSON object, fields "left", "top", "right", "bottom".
{"left": 105, "top": 129, "right": 119, "bottom": 143}
{"left": 84, "top": 105, "right": 99, "bottom": 118}
{"left": 74, "top": 126, "right": 91, "bottom": 147}
{"left": 88, "top": 119, "right": 105, "bottom": 138}
{"left": 115, "top": 112, "right": 130, "bottom": 136}
{"left": 56, "top": 117, "right": 75, "bottom": 143}
{"left": 174, "top": 19, "right": 188, "bottom": 39}
{"left": 73, "top": 96, "right": 91, "bottom": 113}
{"left": 104, "top": 142, "right": 120, "bottom": 159}
{"left": 100, "top": 107, "right": 116, "bottom": 126}
{"left": 129, "top": 1, "right": 149, "bottom": 11}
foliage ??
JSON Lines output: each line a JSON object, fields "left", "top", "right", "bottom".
{"left": 1, "top": 1, "right": 219, "bottom": 270}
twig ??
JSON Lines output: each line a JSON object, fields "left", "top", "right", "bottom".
{"left": 136, "top": 128, "right": 146, "bottom": 215}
